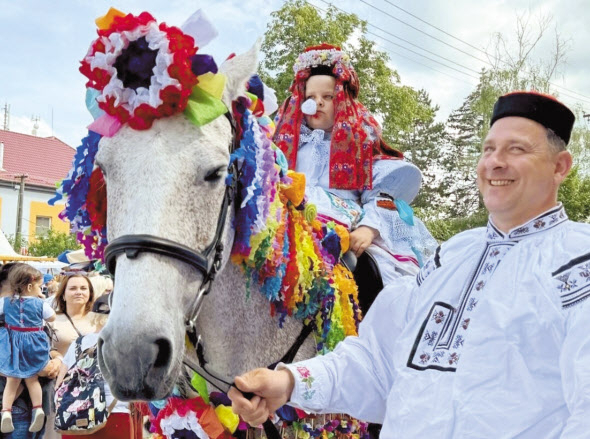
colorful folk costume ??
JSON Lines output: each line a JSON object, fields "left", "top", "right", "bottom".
{"left": 280, "top": 92, "right": 590, "bottom": 438}
{"left": 273, "top": 44, "right": 436, "bottom": 284}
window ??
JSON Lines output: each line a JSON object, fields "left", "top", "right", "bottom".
{"left": 35, "top": 216, "right": 51, "bottom": 236}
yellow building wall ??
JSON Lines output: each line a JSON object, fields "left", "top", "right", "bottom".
{"left": 29, "top": 201, "right": 69, "bottom": 241}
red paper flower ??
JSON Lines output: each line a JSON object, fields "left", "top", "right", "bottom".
{"left": 80, "top": 12, "right": 199, "bottom": 130}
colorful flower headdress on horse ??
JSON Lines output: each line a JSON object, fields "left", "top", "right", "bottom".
{"left": 50, "top": 8, "right": 228, "bottom": 260}
{"left": 273, "top": 43, "right": 401, "bottom": 190}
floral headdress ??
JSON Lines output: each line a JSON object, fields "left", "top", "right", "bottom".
{"left": 50, "top": 8, "right": 228, "bottom": 259}
{"left": 273, "top": 43, "right": 401, "bottom": 190}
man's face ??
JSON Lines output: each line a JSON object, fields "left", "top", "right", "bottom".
{"left": 477, "top": 116, "right": 570, "bottom": 229}
{"left": 304, "top": 75, "right": 336, "bottom": 131}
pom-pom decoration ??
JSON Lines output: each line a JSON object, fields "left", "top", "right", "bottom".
{"left": 230, "top": 96, "right": 362, "bottom": 353}
{"left": 80, "top": 9, "right": 205, "bottom": 131}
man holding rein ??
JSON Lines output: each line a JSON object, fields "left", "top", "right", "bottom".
{"left": 229, "top": 91, "right": 590, "bottom": 438}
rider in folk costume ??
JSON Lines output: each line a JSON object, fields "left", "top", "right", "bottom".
{"left": 273, "top": 44, "right": 436, "bottom": 284}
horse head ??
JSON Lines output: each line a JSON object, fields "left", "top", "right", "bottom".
{"left": 92, "top": 36, "right": 259, "bottom": 399}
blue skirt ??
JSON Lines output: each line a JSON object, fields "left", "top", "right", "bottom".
{"left": 0, "top": 328, "right": 49, "bottom": 379}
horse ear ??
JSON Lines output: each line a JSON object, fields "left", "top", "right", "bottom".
{"left": 220, "top": 39, "right": 260, "bottom": 108}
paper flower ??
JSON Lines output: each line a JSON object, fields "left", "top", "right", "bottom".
{"left": 80, "top": 11, "right": 208, "bottom": 130}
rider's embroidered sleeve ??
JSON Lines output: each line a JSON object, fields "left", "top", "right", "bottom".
{"left": 278, "top": 276, "right": 416, "bottom": 423}
{"left": 559, "top": 297, "right": 590, "bottom": 437}
{"left": 551, "top": 252, "right": 590, "bottom": 308}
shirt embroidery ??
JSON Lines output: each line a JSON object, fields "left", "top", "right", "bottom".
{"left": 296, "top": 366, "right": 316, "bottom": 401}
{"left": 552, "top": 252, "right": 590, "bottom": 308}
{"left": 487, "top": 205, "right": 568, "bottom": 242}
{"left": 409, "top": 205, "right": 569, "bottom": 372}
{"left": 416, "top": 246, "right": 441, "bottom": 286}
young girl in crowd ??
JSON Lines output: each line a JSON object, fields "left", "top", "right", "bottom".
{"left": 0, "top": 265, "right": 56, "bottom": 434}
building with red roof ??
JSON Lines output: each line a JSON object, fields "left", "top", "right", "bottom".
{"left": 0, "top": 129, "right": 74, "bottom": 248}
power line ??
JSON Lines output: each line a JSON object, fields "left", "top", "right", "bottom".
{"left": 311, "top": 1, "right": 481, "bottom": 78}
{"left": 372, "top": 0, "right": 590, "bottom": 102}
{"left": 306, "top": 0, "right": 589, "bottom": 113}
{"left": 366, "top": 25, "right": 482, "bottom": 75}
{"left": 366, "top": 30, "right": 480, "bottom": 80}
{"left": 307, "top": 1, "right": 478, "bottom": 86}
{"left": 379, "top": 0, "right": 498, "bottom": 62}
{"left": 354, "top": 0, "right": 492, "bottom": 67}
{"left": 315, "top": 0, "right": 590, "bottom": 109}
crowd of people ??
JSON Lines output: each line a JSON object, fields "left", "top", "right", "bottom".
{"left": 0, "top": 265, "right": 140, "bottom": 439}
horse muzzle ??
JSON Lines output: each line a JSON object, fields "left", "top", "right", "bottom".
{"left": 98, "top": 324, "right": 179, "bottom": 400}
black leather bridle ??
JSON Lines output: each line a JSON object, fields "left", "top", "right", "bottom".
{"left": 103, "top": 111, "right": 239, "bottom": 342}
{"left": 102, "top": 111, "right": 287, "bottom": 439}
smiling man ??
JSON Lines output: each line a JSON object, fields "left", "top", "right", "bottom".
{"left": 229, "top": 91, "right": 590, "bottom": 438}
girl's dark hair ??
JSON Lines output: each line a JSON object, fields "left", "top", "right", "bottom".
{"left": 7, "top": 264, "right": 43, "bottom": 296}
{"left": 309, "top": 65, "right": 336, "bottom": 78}
{"left": 0, "top": 262, "right": 21, "bottom": 288}
{"left": 53, "top": 274, "right": 95, "bottom": 315}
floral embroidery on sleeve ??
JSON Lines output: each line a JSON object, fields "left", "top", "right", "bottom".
{"left": 296, "top": 366, "right": 316, "bottom": 400}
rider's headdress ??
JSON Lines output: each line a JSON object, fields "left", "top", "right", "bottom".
{"left": 273, "top": 43, "right": 401, "bottom": 190}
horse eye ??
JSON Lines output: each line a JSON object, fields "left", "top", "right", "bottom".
{"left": 204, "top": 166, "right": 225, "bottom": 182}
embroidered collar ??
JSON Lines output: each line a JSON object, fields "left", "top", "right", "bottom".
{"left": 300, "top": 124, "right": 331, "bottom": 144}
{"left": 486, "top": 204, "right": 568, "bottom": 242}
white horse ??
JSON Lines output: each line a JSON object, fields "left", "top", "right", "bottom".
{"left": 95, "top": 44, "right": 318, "bottom": 401}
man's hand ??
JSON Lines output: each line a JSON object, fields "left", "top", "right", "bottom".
{"left": 39, "top": 357, "right": 61, "bottom": 379}
{"left": 228, "top": 368, "right": 295, "bottom": 427}
{"left": 349, "top": 226, "right": 379, "bottom": 257}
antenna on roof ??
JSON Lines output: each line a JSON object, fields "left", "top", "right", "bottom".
{"left": 31, "top": 115, "right": 40, "bottom": 136}
{"left": 2, "top": 103, "right": 9, "bottom": 131}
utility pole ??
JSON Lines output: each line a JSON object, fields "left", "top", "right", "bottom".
{"left": 14, "top": 174, "right": 27, "bottom": 253}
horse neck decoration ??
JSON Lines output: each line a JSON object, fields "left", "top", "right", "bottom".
{"left": 51, "top": 8, "right": 367, "bottom": 438}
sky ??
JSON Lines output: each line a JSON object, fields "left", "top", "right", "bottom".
{"left": 1, "top": 0, "right": 589, "bottom": 148}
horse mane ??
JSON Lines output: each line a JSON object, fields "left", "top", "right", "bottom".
{"left": 230, "top": 95, "right": 362, "bottom": 353}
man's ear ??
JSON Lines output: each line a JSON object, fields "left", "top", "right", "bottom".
{"left": 554, "top": 150, "right": 573, "bottom": 185}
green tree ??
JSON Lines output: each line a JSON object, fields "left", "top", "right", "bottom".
{"left": 6, "top": 234, "right": 27, "bottom": 253}
{"left": 558, "top": 166, "right": 590, "bottom": 223}
{"left": 27, "top": 228, "right": 81, "bottom": 258}
{"left": 260, "top": 0, "right": 433, "bottom": 143}
{"left": 396, "top": 90, "right": 450, "bottom": 215}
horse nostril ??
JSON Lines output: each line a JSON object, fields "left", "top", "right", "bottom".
{"left": 153, "top": 338, "right": 172, "bottom": 369}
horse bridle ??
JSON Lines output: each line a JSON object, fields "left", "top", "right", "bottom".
{"left": 103, "top": 111, "right": 239, "bottom": 343}
{"left": 103, "top": 111, "right": 294, "bottom": 439}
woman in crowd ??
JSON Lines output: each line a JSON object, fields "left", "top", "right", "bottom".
{"left": 46, "top": 275, "right": 98, "bottom": 439}
{"left": 51, "top": 274, "right": 97, "bottom": 356}
{"left": 56, "top": 294, "right": 143, "bottom": 439}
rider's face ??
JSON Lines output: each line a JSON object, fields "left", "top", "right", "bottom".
{"left": 304, "top": 75, "right": 336, "bottom": 131}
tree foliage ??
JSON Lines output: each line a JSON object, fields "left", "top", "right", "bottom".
{"left": 27, "top": 228, "right": 81, "bottom": 258}
{"left": 396, "top": 91, "right": 449, "bottom": 213}
{"left": 260, "top": 0, "right": 433, "bottom": 143}
{"left": 558, "top": 167, "right": 590, "bottom": 223}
